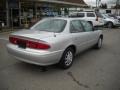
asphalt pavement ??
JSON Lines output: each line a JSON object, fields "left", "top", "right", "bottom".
{"left": 0, "top": 28, "right": 120, "bottom": 90}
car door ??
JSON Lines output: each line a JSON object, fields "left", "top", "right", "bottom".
{"left": 86, "top": 12, "right": 96, "bottom": 26}
{"left": 70, "top": 20, "right": 91, "bottom": 53}
{"left": 80, "top": 20, "right": 99, "bottom": 47}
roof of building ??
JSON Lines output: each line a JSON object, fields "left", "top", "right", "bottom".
{"left": 59, "top": 0, "right": 86, "bottom": 5}
{"left": 21, "top": 0, "right": 87, "bottom": 7}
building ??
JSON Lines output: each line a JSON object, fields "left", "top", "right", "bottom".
{"left": 0, "top": 0, "right": 87, "bottom": 28}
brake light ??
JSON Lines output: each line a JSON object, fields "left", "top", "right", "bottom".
{"left": 9, "top": 36, "right": 50, "bottom": 49}
{"left": 27, "top": 41, "right": 50, "bottom": 49}
{"left": 9, "top": 36, "right": 18, "bottom": 44}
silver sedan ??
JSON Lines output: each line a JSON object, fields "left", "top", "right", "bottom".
{"left": 7, "top": 18, "right": 103, "bottom": 69}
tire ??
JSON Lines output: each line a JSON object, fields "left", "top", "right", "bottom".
{"left": 95, "top": 37, "right": 103, "bottom": 49}
{"left": 58, "top": 47, "right": 74, "bottom": 69}
{"left": 107, "top": 22, "right": 113, "bottom": 28}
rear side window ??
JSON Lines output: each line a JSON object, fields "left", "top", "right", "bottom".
{"left": 77, "top": 13, "right": 85, "bottom": 17}
{"left": 80, "top": 21, "right": 93, "bottom": 32}
{"left": 87, "top": 13, "right": 95, "bottom": 17}
{"left": 70, "top": 20, "right": 84, "bottom": 33}
{"left": 69, "top": 13, "right": 77, "bottom": 17}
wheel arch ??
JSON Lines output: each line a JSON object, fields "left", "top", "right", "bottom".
{"left": 106, "top": 21, "right": 114, "bottom": 26}
{"left": 65, "top": 45, "right": 76, "bottom": 54}
{"left": 100, "top": 34, "right": 103, "bottom": 39}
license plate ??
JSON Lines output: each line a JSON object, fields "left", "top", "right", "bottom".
{"left": 17, "top": 40, "right": 26, "bottom": 49}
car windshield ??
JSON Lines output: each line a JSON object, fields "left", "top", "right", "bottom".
{"left": 31, "top": 19, "right": 67, "bottom": 33}
{"left": 108, "top": 14, "right": 118, "bottom": 19}
{"left": 102, "top": 14, "right": 111, "bottom": 18}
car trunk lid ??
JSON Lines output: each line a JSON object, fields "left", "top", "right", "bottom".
{"left": 11, "top": 29, "right": 55, "bottom": 40}
{"left": 9, "top": 29, "right": 56, "bottom": 49}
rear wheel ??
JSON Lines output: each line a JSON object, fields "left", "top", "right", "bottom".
{"left": 107, "top": 22, "right": 113, "bottom": 28}
{"left": 59, "top": 47, "right": 74, "bottom": 69}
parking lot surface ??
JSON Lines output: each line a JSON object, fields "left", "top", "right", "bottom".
{"left": 0, "top": 28, "right": 120, "bottom": 90}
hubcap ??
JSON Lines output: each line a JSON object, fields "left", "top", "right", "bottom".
{"left": 98, "top": 38, "right": 102, "bottom": 48}
{"left": 108, "top": 23, "right": 112, "bottom": 28}
{"left": 65, "top": 51, "right": 73, "bottom": 66}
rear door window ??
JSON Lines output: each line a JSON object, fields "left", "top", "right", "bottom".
{"left": 70, "top": 20, "right": 84, "bottom": 33}
{"left": 80, "top": 21, "right": 93, "bottom": 32}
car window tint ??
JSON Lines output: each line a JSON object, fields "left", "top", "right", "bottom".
{"left": 77, "top": 13, "right": 84, "bottom": 17}
{"left": 69, "top": 13, "right": 77, "bottom": 17}
{"left": 87, "top": 13, "right": 95, "bottom": 17}
{"left": 70, "top": 20, "right": 84, "bottom": 33}
{"left": 81, "top": 21, "right": 93, "bottom": 32}
{"left": 32, "top": 19, "right": 67, "bottom": 33}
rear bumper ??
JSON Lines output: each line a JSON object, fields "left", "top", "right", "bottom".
{"left": 7, "top": 44, "right": 64, "bottom": 66}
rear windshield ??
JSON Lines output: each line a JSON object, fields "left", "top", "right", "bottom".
{"left": 32, "top": 19, "right": 67, "bottom": 33}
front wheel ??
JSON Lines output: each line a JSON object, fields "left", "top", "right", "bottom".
{"left": 107, "top": 22, "right": 113, "bottom": 28}
{"left": 58, "top": 48, "right": 74, "bottom": 69}
{"left": 95, "top": 37, "right": 103, "bottom": 49}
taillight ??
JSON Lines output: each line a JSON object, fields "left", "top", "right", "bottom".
{"left": 9, "top": 36, "right": 50, "bottom": 49}
{"left": 27, "top": 41, "right": 50, "bottom": 49}
{"left": 9, "top": 36, "right": 18, "bottom": 44}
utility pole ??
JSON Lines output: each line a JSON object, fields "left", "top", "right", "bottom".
{"left": 96, "top": 0, "right": 98, "bottom": 8}
{"left": 96, "top": 0, "right": 101, "bottom": 13}
{"left": 98, "top": 0, "right": 101, "bottom": 8}
{"left": 115, "top": 0, "right": 120, "bottom": 15}
{"left": 96, "top": 0, "right": 101, "bottom": 9}
{"left": 10, "top": 8, "right": 13, "bottom": 30}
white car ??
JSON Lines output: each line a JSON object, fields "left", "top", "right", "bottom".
{"left": 116, "top": 16, "right": 120, "bottom": 21}
{"left": 69, "top": 11, "right": 104, "bottom": 27}
{"left": 102, "top": 14, "right": 120, "bottom": 28}
{"left": 7, "top": 18, "right": 103, "bottom": 69}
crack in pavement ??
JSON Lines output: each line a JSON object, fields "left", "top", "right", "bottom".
{"left": 67, "top": 71, "right": 90, "bottom": 89}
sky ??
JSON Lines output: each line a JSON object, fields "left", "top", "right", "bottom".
{"left": 83, "top": 0, "right": 117, "bottom": 7}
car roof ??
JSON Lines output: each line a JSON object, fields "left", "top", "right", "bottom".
{"left": 71, "top": 11, "right": 95, "bottom": 13}
{"left": 43, "top": 17, "right": 86, "bottom": 21}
